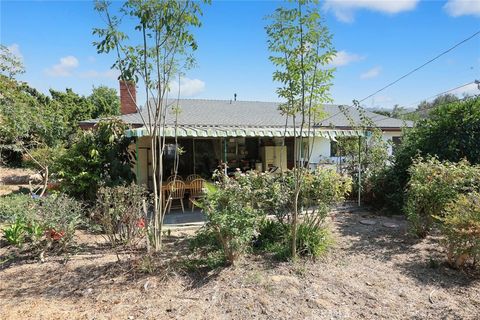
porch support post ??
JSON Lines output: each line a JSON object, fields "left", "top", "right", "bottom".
{"left": 193, "top": 138, "right": 196, "bottom": 174}
{"left": 135, "top": 138, "right": 140, "bottom": 184}
{"left": 224, "top": 138, "right": 227, "bottom": 175}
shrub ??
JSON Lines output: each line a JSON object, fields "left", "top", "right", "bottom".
{"left": 438, "top": 192, "right": 480, "bottom": 269}
{"left": 36, "top": 193, "right": 84, "bottom": 249}
{"left": 3, "top": 218, "right": 26, "bottom": 246}
{"left": 295, "top": 222, "right": 331, "bottom": 258}
{"left": 381, "top": 96, "right": 480, "bottom": 212}
{"left": 198, "top": 176, "right": 262, "bottom": 265}
{"left": 366, "top": 166, "right": 404, "bottom": 214}
{"left": 1, "top": 193, "right": 84, "bottom": 252}
{"left": 255, "top": 219, "right": 332, "bottom": 260}
{"left": 94, "top": 184, "right": 148, "bottom": 248}
{"left": 405, "top": 157, "right": 480, "bottom": 237}
{"left": 57, "top": 118, "right": 134, "bottom": 201}
{"left": 0, "top": 193, "right": 36, "bottom": 223}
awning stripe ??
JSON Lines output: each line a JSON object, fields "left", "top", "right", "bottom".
{"left": 125, "top": 126, "right": 364, "bottom": 138}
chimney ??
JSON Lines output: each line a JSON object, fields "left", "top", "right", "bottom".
{"left": 119, "top": 80, "right": 137, "bottom": 114}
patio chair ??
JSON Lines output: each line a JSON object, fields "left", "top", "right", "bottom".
{"left": 165, "top": 180, "right": 186, "bottom": 213}
{"left": 166, "top": 175, "right": 183, "bottom": 182}
{"left": 185, "top": 174, "right": 202, "bottom": 183}
{"left": 189, "top": 178, "right": 205, "bottom": 212}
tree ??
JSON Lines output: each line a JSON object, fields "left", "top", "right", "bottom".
{"left": 381, "top": 96, "right": 480, "bottom": 213}
{"left": 57, "top": 118, "right": 134, "bottom": 201}
{"left": 0, "top": 44, "right": 24, "bottom": 78}
{"left": 93, "top": 0, "right": 208, "bottom": 251}
{"left": 266, "top": 0, "right": 336, "bottom": 259}
{"left": 89, "top": 85, "right": 120, "bottom": 118}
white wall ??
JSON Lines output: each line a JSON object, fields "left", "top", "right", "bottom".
{"left": 304, "top": 130, "right": 403, "bottom": 166}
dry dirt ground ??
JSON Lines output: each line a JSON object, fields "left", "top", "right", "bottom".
{"left": 1, "top": 204, "right": 479, "bottom": 319}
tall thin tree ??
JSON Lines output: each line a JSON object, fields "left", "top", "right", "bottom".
{"left": 93, "top": 0, "right": 207, "bottom": 251}
{"left": 266, "top": 0, "right": 336, "bottom": 259}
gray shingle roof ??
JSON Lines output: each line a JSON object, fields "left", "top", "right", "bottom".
{"left": 81, "top": 99, "right": 413, "bottom": 129}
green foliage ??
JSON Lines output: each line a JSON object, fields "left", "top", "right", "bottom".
{"left": 88, "top": 85, "right": 120, "bottom": 118}
{"left": 3, "top": 219, "right": 26, "bottom": 246}
{"left": 57, "top": 118, "right": 134, "bottom": 201}
{"left": 382, "top": 96, "right": 480, "bottom": 212}
{"left": 405, "top": 157, "right": 480, "bottom": 237}
{"left": 37, "top": 193, "right": 84, "bottom": 249}
{"left": 0, "top": 44, "right": 25, "bottom": 78}
{"left": 192, "top": 169, "right": 350, "bottom": 264}
{"left": 1, "top": 193, "right": 84, "bottom": 251}
{"left": 256, "top": 219, "right": 331, "bottom": 260}
{"left": 93, "top": 184, "right": 148, "bottom": 248}
{"left": 439, "top": 192, "right": 480, "bottom": 269}
{"left": 295, "top": 222, "right": 331, "bottom": 258}
{"left": 199, "top": 178, "right": 262, "bottom": 265}
{"left": 0, "top": 72, "right": 120, "bottom": 165}
{"left": 0, "top": 193, "right": 36, "bottom": 223}
{"left": 367, "top": 166, "right": 404, "bottom": 213}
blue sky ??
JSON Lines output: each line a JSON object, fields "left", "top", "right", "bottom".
{"left": 1, "top": 0, "right": 479, "bottom": 109}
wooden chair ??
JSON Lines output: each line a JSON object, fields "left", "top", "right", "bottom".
{"left": 165, "top": 180, "right": 186, "bottom": 213}
{"left": 185, "top": 174, "right": 202, "bottom": 183}
{"left": 166, "top": 175, "right": 183, "bottom": 182}
{"left": 189, "top": 178, "right": 205, "bottom": 212}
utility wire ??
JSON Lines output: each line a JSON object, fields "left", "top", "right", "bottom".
{"left": 358, "top": 30, "right": 480, "bottom": 104}
{"left": 374, "top": 94, "right": 478, "bottom": 124}
{"left": 318, "top": 30, "right": 480, "bottom": 125}
{"left": 368, "top": 80, "right": 476, "bottom": 122}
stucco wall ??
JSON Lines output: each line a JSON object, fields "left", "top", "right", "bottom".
{"left": 306, "top": 130, "right": 403, "bottom": 165}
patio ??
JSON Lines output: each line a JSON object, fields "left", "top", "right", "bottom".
{"left": 163, "top": 209, "right": 206, "bottom": 229}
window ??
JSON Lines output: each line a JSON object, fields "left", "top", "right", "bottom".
{"left": 330, "top": 141, "right": 338, "bottom": 157}
{"left": 392, "top": 136, "right": 402, "bottom": 154}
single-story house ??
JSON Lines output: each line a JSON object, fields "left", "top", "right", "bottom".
{"left": 80, "top": 81, "right": 413, "bottom": 188}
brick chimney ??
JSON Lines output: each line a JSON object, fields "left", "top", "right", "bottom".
{"left": 119, "top": 80, "right": 137, "bottom": 114}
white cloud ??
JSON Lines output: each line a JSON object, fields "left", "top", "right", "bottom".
{"left": 79, "top": 69, "right": 119, "bottom": 79}
{"left": 360, "top": 66, "right": 382, "bottom": 79}
{"left": 323, "top": 0, "right": 419, "bottom": 23}
{"left": 6, "top": 43, "right": 23, "bottom": 61}
{"left": 45, "top": 55, "right": 79, "bottom": 77}
{"left": 169, "top": 77, "right": 205, "bottom": 97}
{"left": 444, "top": 0, "right": 480, "bottom": 17}
{"left": 330, "top": 50, "right": 365, "bottom": 67}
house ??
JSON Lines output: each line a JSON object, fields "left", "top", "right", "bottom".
{"left": 81, "top": 81, "right": 413, "bottom": 188}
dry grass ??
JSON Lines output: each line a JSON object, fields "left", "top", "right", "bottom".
{"left": 1, "top": 204, "right": 479, "bottom": 319}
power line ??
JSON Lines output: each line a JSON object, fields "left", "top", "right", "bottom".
{"left": 318, "top": 30, "right": 480, "bottom": 125}
{"left": 368, "top": 80, "right": 476, "bottom": 122}
{"left": 374, "top": 94, "right": 478, "bottom": 124}
{"left": 358, "top": 30, "right": 480, "bottom": 104}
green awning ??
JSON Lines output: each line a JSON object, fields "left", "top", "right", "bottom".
{"left": 125, "top": 126, "right": 364, "bottom": 139}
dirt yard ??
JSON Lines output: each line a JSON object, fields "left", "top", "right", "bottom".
{"left": 1, "top": 204, "right": 479, "bottom": 319}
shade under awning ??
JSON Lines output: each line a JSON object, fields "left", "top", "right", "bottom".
{"left": 125, "top": 126, "right": 364, "bottom": 139}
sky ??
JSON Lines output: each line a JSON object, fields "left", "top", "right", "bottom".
{"left": 1, "top": 0, "right": 479, "bottom": 109}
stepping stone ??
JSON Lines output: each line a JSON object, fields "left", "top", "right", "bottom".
{"left": 383, "top": 222, "right": 399, "bottom": 228}
{"left": 359, "top": 219, "right": 376, "bottom": 225}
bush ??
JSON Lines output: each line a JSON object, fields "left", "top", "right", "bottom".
{"left": 381, "top": 96, "right": 480, "bottom": 212}
{"left": 93, "top": 184, "right": 148, "bottom": 248}
{"left": 57, "top": 118, "right": 134, "bottom": 201}
{"left": 255, "top": 219, "right": 331, "bottom": 260}
{"left": 366, "top": 166, "right": 404, "bottom": 214}
{"left": 405, "top": 157, "right": 480, "bottom": 237}
{"left": 0, "top": 193, "right": 36, "bottom": 223}
{"left": 198, "top": 175, "right": 263, "bottom": 265}
{"left": 438, "top": 192, "right": 480, "bottom": 269}
{"left": 1, "top": 193, "right": 84, "bottom": 252}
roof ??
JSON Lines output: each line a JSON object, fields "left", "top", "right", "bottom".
{"left": 80, "top": 99, "right": 413, "bottom": 130}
